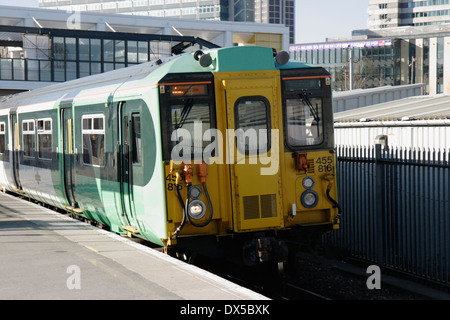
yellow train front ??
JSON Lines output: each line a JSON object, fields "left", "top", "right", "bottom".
{"left": 161, "top": 47, "right": 339, "bottom": 265}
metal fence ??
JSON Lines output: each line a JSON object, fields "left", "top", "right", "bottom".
{"left": 325, "top": 144, "right": 450, "bottom": 287}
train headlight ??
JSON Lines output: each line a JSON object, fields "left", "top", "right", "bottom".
{"left": 301, "top": 190, "right": 319, "bottom": 208}
{"left": 302, "top": 176, "right": 315, "bottom": 189}
{"left": 188, "top": 200, "right": 206, "bottom": 220}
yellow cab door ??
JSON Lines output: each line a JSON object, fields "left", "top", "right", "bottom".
{"left": 216, "top": 70, "right": 284, "bottom": 232}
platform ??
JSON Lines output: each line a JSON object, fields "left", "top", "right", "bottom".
{"left": 0, "top": 192, "right": 268, "bottom": 300}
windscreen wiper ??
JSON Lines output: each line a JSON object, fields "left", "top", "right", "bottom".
{"left": 298, "top": 93, "right": 320, "bottom": 123}
{"left": 175, "top": 98, "right": 194, "bottom": 129}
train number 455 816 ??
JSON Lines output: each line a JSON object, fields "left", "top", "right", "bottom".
{"left": 316, "top": 156, "right": 334, "bottom": 173}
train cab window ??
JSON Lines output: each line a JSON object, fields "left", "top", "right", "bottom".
{"left": 37, "top": 118, "right": 52, "bottom": 160}
{"left": 159, "top": 77, "right": 216, "bottom": 161}
{"left": 235, "top": 96, "right": 271, "bottom": 154}
{"left": 170, "top": 101, "right": 212, "bottom": 159}
{"left": 82, "top": 114, "right": 105, "bottom": 167}
{"left": 0, "top": 122, "right": 5, "bottom": 154}
{"left": 22, "top": 120, "right": 35, "bottom": 158}
{"left": 285, "top": 96, "right": 323, "bottom": 146}
{"left": 282, "top": 75, "right": 326, "bottom": 148}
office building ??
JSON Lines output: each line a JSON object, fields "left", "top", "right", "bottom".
{"left": 38, "top": 0, "right": 295, "bottom": 43}
{"left": 290, "top": 0, "right": 450, "bottom": 94}
{"left": 290, "top": 23, "right": 450, "bottom": 95}
{"left": 290, "top": 38, "right": 401, "bottom": 92}
{"left": 255, "top": 1, "right": 295, "bottom": 44}
{"left": 368, "top": 0, "right": 450, "bottom": 29}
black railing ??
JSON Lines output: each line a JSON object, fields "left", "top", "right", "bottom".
{"left": 325, "top": 144, "right": 450, "bottom": 288}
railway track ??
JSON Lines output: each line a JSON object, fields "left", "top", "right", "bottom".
{"left": 190, "top": 253, "right": 333, "bottom": 300}
{"left": 187, "top": 247, "right": 437, "bottom": 300}
{"left": 280, "top": 283, "right": 332, "bottom": 300}
{"left": 226, "top": 273, "right": 332, "bottom": 300}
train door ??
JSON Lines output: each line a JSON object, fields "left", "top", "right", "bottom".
{"left": 60, "top": 106, "right": 77, "bottom": 208}
{"left": 118, "top": 101, "right": 142, "bottom": 231}
{"left": 220, "top": 72, "right": 284, "bottom": 231}
{"left": 10, "top": 112, "right": 21, "bottom": 190}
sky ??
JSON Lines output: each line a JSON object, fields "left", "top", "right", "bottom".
{"left": 0, "top": 0, "right": 369, "bottom": 44}
{"left": 295, "top": 0, "right": 369, "bottom": 43}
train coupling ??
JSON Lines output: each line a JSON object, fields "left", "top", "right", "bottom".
{"left": 242, "top": 237, "right": 288, "bottom": 266}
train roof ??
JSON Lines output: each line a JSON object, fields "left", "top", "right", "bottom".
{"left": 0, "top": 57, "right": 171, "bottom": 110}
{"left": 334, "top": 94, "right": 450, "bottom": 125}
{"left": 0, "top": 46, "right": 320, "bottom": 110}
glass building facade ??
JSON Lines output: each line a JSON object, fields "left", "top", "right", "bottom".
{"left": 50, "top": 36, "right": 165, "bottom": 82}
{"left": 0, "top": 27, "right": 189, "bottom": 83}
{"left": 290, "top": 35, "right": 447, "bottom": 94}
{"left": 290, "top": 39, "right": 400, "bottom": 92}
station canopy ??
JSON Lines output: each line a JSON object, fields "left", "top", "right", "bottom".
{"left": 334, "top": 94, "right": 450, "bottom": 124}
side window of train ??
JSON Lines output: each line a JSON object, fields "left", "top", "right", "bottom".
{"left": 82, "top": 114, "right": 105, "bottom": 167}
{"left": 234, "top": 96, "right": 271, "bottom": 155}
{"left": 22, "top": 119, "right": 36, "bottom": 158}
{"left": 131, "top": 113, "right": 142, "bottom": 164}
{"left": 37, "top": 118, "right": 52, "bottom": 160}
{"left": 0, "top": 122, "right": 5, "bottom": 154}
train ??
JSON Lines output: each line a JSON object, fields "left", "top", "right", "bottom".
{"left": 0, "top": 46, "right": 339, "bottom": 266}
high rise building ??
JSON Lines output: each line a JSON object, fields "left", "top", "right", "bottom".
{"left": 368, "top": 0, "right": 450, "bottom": 29}
{"left": 38, "top": 0, "right": 295, "bottom": 44}
{"left": 288, "top": 0, "right": 450, "bottom": 94}
{"left": 255, "top": 1, "right": 295, "bottom": 43}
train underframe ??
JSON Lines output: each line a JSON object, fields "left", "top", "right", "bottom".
{"left": 166, "top": 224, "right": 334, "bottom": 267}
